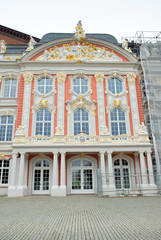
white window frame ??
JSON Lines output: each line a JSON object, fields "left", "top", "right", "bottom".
{"left": 73, "top": 108, "right": 89, "bottom": 135}
{"left": 35, "top": 108, "right": 52, "bottom": 136}
{"left": 0, "top": 159, "right": 10, "bottom": 186}
{"left": 34, "top": 74, "right": 55, "bottom": 97}
{"left": 32, "top": 105, "right": 55, "bottom": 137}
{"left": 70, "top": 74, "right": 91, "bottom": 96}
{"left": 106, "top": 74, "right": 126, "bottom": 96}
{"left": 109, "top": 108, "right": 129, "bottom": 136}
{"left": 0, "top": 76, "right": 19, "bottom": 98}
{"left": 0, "top": 115, "right": 14, "bottom": 142}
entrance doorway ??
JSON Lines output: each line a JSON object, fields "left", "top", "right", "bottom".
{"left": 32, "top": 159, "right": 50, "bottom": 194}
{"left": 70, "top": 159, "right": 94, "bottom": 194}
{"left": 114, "top": 159, "right": 130, "bottom": 190}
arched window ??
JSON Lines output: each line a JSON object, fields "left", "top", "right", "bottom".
{"left": 35, "top": 109, "right": 51, "bottom": 136}
{"left": 74, "top": 109, "right": 89, "bottom": 135}
{"left": 37, "top": 78, "right": 52, "bottom": 94}
{"left": 110, "top": 109, "right": 126, "bottom": 135}
{"left": 0, "top": 116, "right": 14, "bottom": 141}
{"left": 108, "top": 78, "right": 122, "bottom": 94}
{"left": 73, "top": 78, "right": 88, "bottom": 94}
{"left": 114, "top": 159, "right": 130, "bottom": 189}
{"left": 0, "top": 159, "right": 10, "bottom": 184}
{"left": 3, "top": 79, "right": 17, "bottom": 97}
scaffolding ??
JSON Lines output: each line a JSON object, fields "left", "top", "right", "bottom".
{"left": 122, "top": 31, "right": 161, "bottom": 188}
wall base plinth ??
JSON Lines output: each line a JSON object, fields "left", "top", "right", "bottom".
{"left": 8, "top": 186, "right": 26, "bottom": 197}
{"left": 141, "top": 184, "right": 158, "bottom": 196}
{"left": 102, "top": 185, "right": 116, "bottom": 197}
{"left": 51, "top": 186, "right": 67, "bottom": 196}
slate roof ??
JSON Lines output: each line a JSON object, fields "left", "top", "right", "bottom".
{"left": 4, "top": 32, "right": 119, "bottom": 54}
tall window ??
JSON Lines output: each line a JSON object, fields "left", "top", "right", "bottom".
{"left": 35, "top": 109, "right": 51, "bottom": 136}
{"left": 3, "top": 79, "right": 17, "bottom": 97}
{"left": 114, "top": 159, "right": 130, "bottom": 189}
{"left": 74, "top": 109, "right": 89, "bottom": 135}
{"left": 73, "top": 78, "right": 88, "bottom": 94}
{"left": 0, "top": 159, "right": 10, "bottom": 184}
{"left": 0, "top": 116, "right": 14, "bottom": 141}
{"left": 111, "top": 109, "right": 126, "bottom": 135}
{"left": 108, "top": 78, "right": 122, "bottom": 94}
{"left": 37, "top": 78, "right": 52, "bottom": 94}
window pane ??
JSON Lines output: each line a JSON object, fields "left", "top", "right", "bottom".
{"left": 74, "top": 122, "right": 81, "bottom": 135}
{"left": 111, "top": 109, "right": 117, "bottom": 121}
{"left": 74, "top": 110, "right": 80, "bottom": 121}
{"left": 36, "top": 123, "right": 43, "bottom": 135}
{"left": 82, "top": 109, "right": 88, "bottom": 121}
{"left": 0, "top": 125, "right": 6, "bottom": 141}
{"left": 43, "top": 160, "right": 50, "bottom": 167}
{"left": 111, "top": 122, "right": 118, "bottom": 136}
{"left": 108, "top": 78, "right": 115, "bottom": 94}
{"left": 114, "top": 159, "right": 120, "bottom": 166}
{"left": 72, "top": 160, "right": 81, "bottom": 167}
{"left": 116, "top": 79, "right": 122, "bottom": 94}
{"left": 118, "top": 109, "right": 125, "bottom": 121}
{"left": 119, "top": 122, "right": 126, "bottom": 135}
{"left": 44, "top": 109, "right": 51, "bottom": 121}
{"left": 6, "top": 125, "right": 13, "bottom": 141}
{"left": 37, "top": 78, "right": 52, "bottom": 94}
{"left": 8, "top": 116, "right": 13, "bottom": 124}
{"left": 83, "top": 160, "right": 92, "bottom": 166}
{"left": 35, "top": 160, "right": 41, "bottom": 167}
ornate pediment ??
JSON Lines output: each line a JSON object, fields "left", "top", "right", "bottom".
{"left": 36, "top": 43, "right": 123, "bottom": 63}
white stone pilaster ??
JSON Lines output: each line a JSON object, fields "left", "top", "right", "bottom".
{"left": 127, "top": 75, "right": 140, "bottom": 135}
{"left": 8, "top": 153, "right": 17, "bottom": 197}
{"left": 147, "top": 151, "right": 155, "bottom": 185}
{"left": 107, "top": 151, "right": 115, "bottom": 189}
{"left": 51, "top": 152, "right": 59, "bottom": 196}
{"left": 18, "top": 153, "right": 25, "bottom": 186}
{"left": 95, "top": 74, "right": 106, "bottom": 134}
{"left": 21, "top": 74, "right": 33, "bottom": 135}
{"left": 139, "top": 151, "right": 148, "bottom": 186}
{"left": 56, "top": 73, "right": 66, "bottom": 134}
{"left": 100, "top": 151, "right": 106, "bottom": 189}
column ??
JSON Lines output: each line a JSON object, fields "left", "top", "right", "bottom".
{"left": 147, "top": 151, "right": 155, "bottom": 185}
{"left": 100, "top": 151, "right": 106, "bottom": 188}
{"left": 8, "top": 153, "right": 17, "bottom": 197}
{"left": 18, "top": 152, "right": 25, "bottom": 187}
{"left": 60, "top": 152, "right": 66, "bottom": 189}
{"left": 139, "top": 151, "right": 148, "bottom": 185}
{"left": 107, "top": 151, "right": 115, "bottom": 189}
{"left": 52, "top": 152, "right": 59, "bottom": 188}
{"left": 10, "top": 153, "right": 17, "bottom": 187}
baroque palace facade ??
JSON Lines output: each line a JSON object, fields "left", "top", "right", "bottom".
{"left": 0, "top": 22, "right": 157, "bottom": 197}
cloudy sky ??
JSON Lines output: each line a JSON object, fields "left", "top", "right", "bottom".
{"left": 0, "top": 0, "right": 161, "bottom": 42}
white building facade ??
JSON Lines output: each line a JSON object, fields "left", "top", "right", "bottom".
{"left": 0, "top": 23, "right": 157, "bottom": 197}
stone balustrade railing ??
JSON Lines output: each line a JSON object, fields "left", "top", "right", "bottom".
{"left": 14, "top": 133, "right": 150, "bottom": 145}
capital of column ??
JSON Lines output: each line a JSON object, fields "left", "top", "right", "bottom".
{"left": 106, "top": 150, "right": 113, "bottom": 155}
{"left": 100, "top": 150, "right": 105, "bottom": 155}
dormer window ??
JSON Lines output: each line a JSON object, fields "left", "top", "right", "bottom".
{"left": 73, "top": 78, "right": 88, "bottom": 94}
{"left": 37, "top": 78, "right": 52, "bottom": 94}
{"left": 108, "top": 78, "right": 123, "bottom": 95}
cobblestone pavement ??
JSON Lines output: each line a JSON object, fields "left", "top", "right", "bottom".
{"left": 0, "top": 195, "right": 161, "bottom": 240}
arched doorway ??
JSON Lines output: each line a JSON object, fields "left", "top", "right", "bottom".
{"left": 70, "top": 158, "right": 95, "bottom": 194}
{"left": 32, "top": 159, "right": 51, "bottom": 194}
{"left": 114, "top": 159, "right": 130, "bottom": 190}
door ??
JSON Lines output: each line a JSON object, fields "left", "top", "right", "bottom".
{"left": 114, "top": 159, "right": 130, "bottom": 191}
{"left": 32, "top": 159, "right": 50, "bottom": 194}
{"left": 71, "top": 159, "right": 94, "bottom": 194}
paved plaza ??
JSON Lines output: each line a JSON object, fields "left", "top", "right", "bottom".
{"left": 0, "top": 195, "right": 161, "bottom": 240}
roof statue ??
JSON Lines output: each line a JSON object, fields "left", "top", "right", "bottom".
{"left": 74, "top": 20, "right": 86, "bottom": 43}
{"left": 0, "top": 40, "right": 7, "bottom": 53}
{"left": 122, "top": 38, "right": 132, "bottom": 53}
{"left": 26, "top": 36, "right": 37, "bottom": 51}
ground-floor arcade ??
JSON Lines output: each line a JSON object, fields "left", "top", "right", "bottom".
{"left": 1, "top": 144, "right": 157, "bottom": 197}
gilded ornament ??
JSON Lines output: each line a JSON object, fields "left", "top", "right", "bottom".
{"left": 56, "top": 73, "right": 67, "bottom": 84}
{"left": 23, "top": 73, "right": 34, "bottom": 83}
{"left": 80, "top": 152, "right": 85, "bottom": 158}
{"left": 0, "top": 153, "right": 5, "bottom": 159}
{"left": 39, "top": 152, "right": 45, "bottom": 159}
{"left": 0, "top": 40, "right": 6, "bottom": 53}
{"left": 118, "top": 152, "right": 125, "bottom": 158}
{"left": 94, "top": 73, "right": 105, "bottom": 83}
{"left": 126, "top": 73, "right": 136, "bottom": 84}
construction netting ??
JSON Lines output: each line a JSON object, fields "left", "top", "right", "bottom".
{"left": 140, "top": 39, "right": 161, "bottom": 175}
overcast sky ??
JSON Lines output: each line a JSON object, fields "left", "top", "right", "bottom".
{"left": 0, "top": 0, "right": 161, "bottom": 42}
